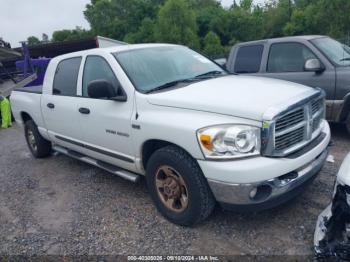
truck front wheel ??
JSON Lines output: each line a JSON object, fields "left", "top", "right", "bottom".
{"left": 146, "top": 145, "right": 215, "bottom": 226}
{"left": 24, "top": 120, "right": 51, "bottom": 158}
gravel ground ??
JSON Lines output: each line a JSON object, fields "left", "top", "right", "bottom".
{"left": 0, "top": 123, "right": 349, "bottom": 257}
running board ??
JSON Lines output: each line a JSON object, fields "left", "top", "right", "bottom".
{"left": 52, "top": 145, "right": 140, "bottom": 183}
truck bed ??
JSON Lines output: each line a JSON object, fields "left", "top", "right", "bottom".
{"left": 14, "top": 85, "right": 42, "bottom": 94}
{"left": 10, "top": 83, "right": 44, "bottom": 127}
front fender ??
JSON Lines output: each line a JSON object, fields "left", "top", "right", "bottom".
{"left": 131, "top": 100, "right": 261, "bottom": 172}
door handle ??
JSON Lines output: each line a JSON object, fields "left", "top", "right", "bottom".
{"left": 79, "top": 107, "right": 90, "bottom": 114}
{"left": 47, "top": 103, "right": 55, "bottom": 109}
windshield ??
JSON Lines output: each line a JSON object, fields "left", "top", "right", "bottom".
{"left": 113, "top": 46, "right": 226, "bottom": 93}
{"left": 312, "top": 37, "right": 350, "bottom": 66}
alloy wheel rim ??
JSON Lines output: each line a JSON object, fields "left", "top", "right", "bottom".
{"left": 27, "top": 130, "right": 37, "bottom": 152}
{"left": 155, "top": 165, "right": 189, "bottom": 213}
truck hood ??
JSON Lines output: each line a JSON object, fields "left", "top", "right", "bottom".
{"left": 147, "top": 75, "right": 315, "bottom": 121}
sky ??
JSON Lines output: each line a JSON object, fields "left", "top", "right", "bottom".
{"left": 0, "top": 0, "right": 266, "bottom": 48}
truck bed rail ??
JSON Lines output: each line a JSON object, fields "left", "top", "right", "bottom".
{"left": 13, "top": 84, "right": 42, "bottom": 94}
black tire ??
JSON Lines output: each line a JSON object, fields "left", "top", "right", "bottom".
{"left": 24, "top": 120, "right": 51, "bottom": 158}
{"left": 146, "top": 145, "right": 215, "bottom": 226}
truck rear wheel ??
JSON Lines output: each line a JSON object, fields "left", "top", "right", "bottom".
{"left": 146, "top": 145, "right": 215, "bottom": 226}
{"left": 24, "top": 120, "right": 51, "bottom": 158}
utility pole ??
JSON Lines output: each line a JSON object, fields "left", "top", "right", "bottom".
{"left": 288, "top": 0, "right": 292, "bottom": 21}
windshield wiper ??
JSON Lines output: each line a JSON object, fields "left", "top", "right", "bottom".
{"left": 146, "top": 78, "right": 197, "bottom": 94}
{"left": 194, "top": 70, "right": 224, "bottom": 78}
{"left": 145, "top": 71, "right": 225, "bottom": 94}
{"left": 340, "top": 57, "right": 350, "bottom": 61}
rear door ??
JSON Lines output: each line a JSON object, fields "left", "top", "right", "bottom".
{"left": 41, "top": 57, "right": 85, "bottom": 150}
{"left": 76, "top": 54, "right": 135, "bottom": 170}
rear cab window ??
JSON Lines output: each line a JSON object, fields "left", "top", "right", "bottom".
{"left": 234, "top": 45, "right": 264, "bottom": 73}
{"left": 53, "top": 57, "right": 82, "bottom": 96}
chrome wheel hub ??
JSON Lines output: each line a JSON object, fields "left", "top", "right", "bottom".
{"left": 27, "top": 130, "right": 37, "bottom": 152}
{"left": 155, "top": 165, "right": 189, "bottom": 213}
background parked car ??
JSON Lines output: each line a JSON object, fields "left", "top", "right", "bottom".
{"left": 226, "top": 36, "right": 350, "bottom": 134}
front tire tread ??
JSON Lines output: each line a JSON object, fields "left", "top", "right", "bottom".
{"left": 146, "top": 145, "right": 215, "bottom": 226}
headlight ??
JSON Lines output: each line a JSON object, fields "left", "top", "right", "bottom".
{"left": 197, "top": 125, "right": 261, "bottom": 159}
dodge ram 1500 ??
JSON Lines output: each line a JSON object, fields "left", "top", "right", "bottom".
{"left": 11, "top": 44, "right": 330, "bottom": 226}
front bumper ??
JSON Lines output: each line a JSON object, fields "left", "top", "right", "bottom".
{"left": 198, "top": 121, "right": 330, "bottom": 210}
{"left": 210, "top": 149, "right": 328, "bottom": 211}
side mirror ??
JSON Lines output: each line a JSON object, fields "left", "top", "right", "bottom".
{"left": 87, "top": 79, "right": 127, "bottom": 101}
{"left": 304, "top": 59, "right": 325, "bottom": 73}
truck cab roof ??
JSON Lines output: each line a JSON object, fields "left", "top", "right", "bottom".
{"left": 234, "top": 35, "right": 328, "bottom": 47}
{"left": 50, "top": 43, "right": 182, "bottom": 63}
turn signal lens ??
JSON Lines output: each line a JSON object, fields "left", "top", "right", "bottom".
{"left": 200, "top": 134, "right": 213, "bottom": 151}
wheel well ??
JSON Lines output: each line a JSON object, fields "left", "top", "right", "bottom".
{"left": 142, "top": 140, "right": 171, "bottom": 169}
{"left": 142, "top": 140, "right": 194, "bottom": 170}
{"left": 21, "top": 112, "right": 33, "bottom": 123}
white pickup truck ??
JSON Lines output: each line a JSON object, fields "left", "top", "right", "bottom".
{"left": 11, "top": 44, "right": 330, "bottom": 226}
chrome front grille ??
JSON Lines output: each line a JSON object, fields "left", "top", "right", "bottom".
{"left": 275, "top": 126, "right": 305, "bottom": 151}
{"left": 262, "top": 89, "right": 325, "bottom": 157}
{"left": 275, "top": 108, "right": 305, "bottom": 133}
{"left": 312, "top": 98, "right": 322, "bottom": 115}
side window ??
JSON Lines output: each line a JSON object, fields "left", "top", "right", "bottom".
{"left": 234, "top": 45, "right": 264, "bottom": 73}
{"left": 53, "top": 57, "right": 81, "bottom": 96}
{"left": 82, "top": 56, "right": 120, "bottom": 98}
{"left": 267, "top": 43, "right": 317, "bottom": 73}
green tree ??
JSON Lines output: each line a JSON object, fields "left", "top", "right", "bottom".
{"left": 155, "top": 0, "right": 200, "bottom": 49}
{"left": 52, "top": 27, "right": 93, "bottom": 42}
{"left": 84, "top": 0, "right": 130, "bottom": 39}
{"left": 203, "top": 31, "right": 223, "bottom": 58}
{"left": 280, "top": 0, "right": 350, "bottom": 39}
{"left": 27, "top": 36, "right": 40, "bottom": 45}
{"left": 52, "top": 30, "right": 72, "bottom": 42}
{"left": 283, "top": 9, "right": 307, "bottom": 35}
{"left": 84, "top": 0, "right": 165, "bottom": 41}
{"left": 240, "top": 0, "right": 253, "bottom": 11}
{"left": 192, "top": 0, "right": 229, "bottom": 45}
{"left": 309, "top": 0, "right": 350, "bottom": 38}
{"left": 226, "top": 2, "right": 264, "bottom": 43}
{"left": 124, "top": 18, "right": 156, "bottom": 43}
{"left": 262, "top": 0, "right": 291, "bottom": 38}
{"left": 59, "top": 0, "right": 350, "bottom": 56}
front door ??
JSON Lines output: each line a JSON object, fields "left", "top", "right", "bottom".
{"left": 76, "top": 55, "right": 135, "bottom": 170}
{"left": 261, "top": 42, "right": 336, "bottom": 119}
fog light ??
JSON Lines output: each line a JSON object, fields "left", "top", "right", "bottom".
{"left": 249, "top": 187, "right": 258, "bottom": 199}
{"left": 250, "top": 185, "right": 272, "bottom": 201}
